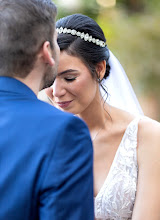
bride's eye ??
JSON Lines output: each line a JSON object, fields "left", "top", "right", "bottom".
{"left": 64, "top": 77, "right": 77, "bottom": 82}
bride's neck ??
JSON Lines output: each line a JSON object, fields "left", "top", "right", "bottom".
{"left": 77, "top": 99, "right": 111, "bottom": 131}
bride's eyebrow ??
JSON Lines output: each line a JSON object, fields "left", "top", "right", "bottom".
{"left": 58, "top": 69, "right": 78, "bottom": 76}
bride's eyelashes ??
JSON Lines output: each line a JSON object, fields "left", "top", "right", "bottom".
{"left": 64, "top": 76, "right": 77, "bottom": 82}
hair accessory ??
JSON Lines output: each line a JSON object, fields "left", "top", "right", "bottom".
{"left": 56, "top": 27, "right": 106, "bottom": 48}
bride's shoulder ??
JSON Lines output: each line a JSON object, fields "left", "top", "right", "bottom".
{"left": 137, "top": 116, "right": 160, "bottom": 159}
{"left": 111, "top": 106, "right": 160, "bottom": 138}
{"left": 138, "top": 116, "right": 160, "bottom": 138}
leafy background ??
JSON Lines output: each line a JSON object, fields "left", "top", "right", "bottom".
{"left": 53, "top": 0, "right": 160, "bottom": 121}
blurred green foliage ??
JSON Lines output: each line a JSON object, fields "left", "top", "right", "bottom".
{"left": 98, "top": 2, "right": 160, "bottom": 120}
{"left": 53, "top": 0, "right": 160, "bottom": 120}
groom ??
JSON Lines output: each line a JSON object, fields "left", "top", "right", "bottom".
{"left": 0, "top": 0, "right": 94, "bottom": 219}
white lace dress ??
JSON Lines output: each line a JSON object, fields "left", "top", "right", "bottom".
{"left": 94, "top": 117, "right": 140, "bottom": 220}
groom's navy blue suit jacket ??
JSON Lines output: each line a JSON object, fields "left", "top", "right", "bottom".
{"left": 0, "top": 77, "right": 94, "bottom": 220}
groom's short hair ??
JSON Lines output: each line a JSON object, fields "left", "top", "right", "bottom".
{"left": 0, "top": 0, "right": 57, "bottom": 78}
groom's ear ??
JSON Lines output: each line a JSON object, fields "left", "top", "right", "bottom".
{"left": 96, "top": 60, "right": 106, "bottom": 80}
{"left": 41, "top": 41, "right": 55, "bottom": 66}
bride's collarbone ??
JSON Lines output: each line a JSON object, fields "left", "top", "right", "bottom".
{"left": 93, "top": 127, "right": 125, "bottom": 149}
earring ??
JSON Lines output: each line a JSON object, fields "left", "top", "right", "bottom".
{"left": 98, "top": 78, "right": 101, "bottom": 83}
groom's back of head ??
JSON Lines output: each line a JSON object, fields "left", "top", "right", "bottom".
{"left": 0, "top": 0, "right": 57, "bottom": 78}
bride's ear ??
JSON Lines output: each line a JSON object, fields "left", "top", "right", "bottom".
{"left": 96, "top": 60, "right": 106, "bottom": 80}
{"left": 41, "top": 41, "right": 55, "bottom": 66}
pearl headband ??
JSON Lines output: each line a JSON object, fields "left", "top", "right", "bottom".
{"left": 56, "top": 27, "right": 106, "bottom": 48}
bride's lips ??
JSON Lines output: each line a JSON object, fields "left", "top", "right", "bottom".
{"left": 56, "top": 100, "right": 73, "bottom": 108}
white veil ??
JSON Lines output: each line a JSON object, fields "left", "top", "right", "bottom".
{"left": 100, "top": 51, "right": 144, "bottom": 116}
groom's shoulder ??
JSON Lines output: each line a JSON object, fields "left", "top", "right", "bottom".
{"left": 36, "top": 99, "right": 70, "bottom": 118}
{"left": 35, "top": 99, "right": 88, "bottom": 129}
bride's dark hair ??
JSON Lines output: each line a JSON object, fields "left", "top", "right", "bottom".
{"left": 56, "top": 14, "right": 110, "bottom": 81}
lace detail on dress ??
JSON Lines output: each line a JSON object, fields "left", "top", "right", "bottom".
{"left": 95, "top": 117, "right": 140, "bottom": 220}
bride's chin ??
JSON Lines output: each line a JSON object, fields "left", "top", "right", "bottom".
{"left": 56, "top": 105, "right": 78, "bottom": 115}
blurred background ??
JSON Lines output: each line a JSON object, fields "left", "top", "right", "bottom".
{"left": 53, "top": 0, "right": 160, "bottom": 121}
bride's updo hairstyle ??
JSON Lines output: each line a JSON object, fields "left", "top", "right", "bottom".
{"left": 56, "top": 14, "right": 110, "bottom": 82}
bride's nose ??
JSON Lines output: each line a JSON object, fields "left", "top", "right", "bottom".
{"left": 53, "top": 78, "right": 66, "bottom": 97}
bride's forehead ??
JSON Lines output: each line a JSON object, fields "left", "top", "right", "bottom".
{"left": 59, "top": 52, "right": 85, "bottom": 66}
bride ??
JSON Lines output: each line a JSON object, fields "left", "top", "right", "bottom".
{"left": 39, "top": 14, "right": 160, "bottom": 220}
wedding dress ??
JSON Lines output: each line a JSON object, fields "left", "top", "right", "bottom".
{"left": 94, "top": 117, "right": 140, "bottom": 220}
